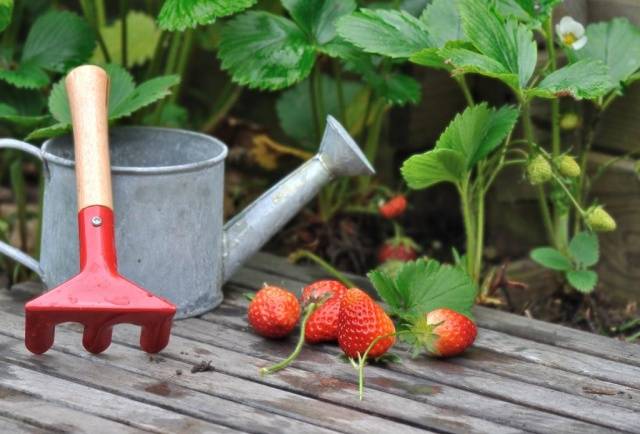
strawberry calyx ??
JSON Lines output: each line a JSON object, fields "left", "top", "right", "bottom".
{"left": 259, "top": 294, "right": 330, "bottom": 376}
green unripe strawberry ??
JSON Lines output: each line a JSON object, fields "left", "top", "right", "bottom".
{"left": 527, "top": 155, "right": 552, "bottom": 185}
{"left": 585, "top": 206, "right": 617, "bottom": 232}
{"left": 556, "top": 155, "right": 581, "bottom": 178}
{"left": 560, "top": 113, "right": 580, "bottom": 130}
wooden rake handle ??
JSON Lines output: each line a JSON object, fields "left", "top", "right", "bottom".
{"left": 66, "top": 65, "right": 113, "bottom": 211}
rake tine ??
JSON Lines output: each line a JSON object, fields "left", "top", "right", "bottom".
{"left": 140, "top": 317, "right": 173, "bottom": 353}
{"left": 82, "top": 324, "right": 114, "bottom": 354}
{"left": 25, "top": 313, "right": 55, "bottom": 355}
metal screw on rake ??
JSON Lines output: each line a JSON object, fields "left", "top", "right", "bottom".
{"left": 24, "top": 65, "right": 176, "bottom": 354}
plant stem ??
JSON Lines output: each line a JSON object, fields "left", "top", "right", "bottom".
{"left": 288, "top": 250, "right": 357, "bottom": 288}
{"left": 474, "top": 169, "right": 485, "bottom": 283}
{"left": 333, "top": 60, "right": 347, "bottom": 124}
{"left": 80, "top": 0, "right": 111, "bottom": 63}
{"left": 309, "top": 66, "right": 322, "bottom": 143}
{"left": 521, "top": 98, "right": 556, "bottom": 246}
{"left": 120, "top": 0, "right": 128, "bottom": 68}
{"left": 200, "top": 83, "right": 243, "bottom": 133}
{"left": 260, "top": 302, "right": 320, "bottom": 375}
{"left": 171, "top": 29, "right": 194, "bottom": 102}
{"left": 455, "top": 75, "right": 474, "bottom": 107}
{"left": 458, "top": 178, "right": 477, "bottom": 283}
{"left": 545, "top": 15, "right": 569, "bottom": 249}
{"left": 9, "top": 159, "right": 27, "bottom": 253}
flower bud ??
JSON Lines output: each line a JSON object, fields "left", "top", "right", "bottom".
{"left": 556, "top": 155, "right": 581, "bottom": 178}
{"left": 527, "top": 155, "right": 552, "bottom": 185}
{"left": 585, "top": 206, "right": 617, "bottom": 232}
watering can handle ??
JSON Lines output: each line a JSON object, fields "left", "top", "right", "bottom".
{"left": 0, "top": 139, "right": 44, "bottom": 278}
{"left": 65, "top": 65, "right": 113, "bottom": 211}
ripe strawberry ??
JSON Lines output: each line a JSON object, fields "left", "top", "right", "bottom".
{"left": 378, "top": 237, "right": 419, "bottom": 263}
{"left": 338, "top": 288, "right": 396, "bottom": 359}
{"left": 302, "top": 280, "right": 348, "bottom": 343}
{"left": 378, "top": 195, "right": 407, "bottom": 219}
{"left": 425, "top": 308, "right": 477, "bottom": 357}
{"left": 248, "top": 286, "right": 300, "bottom": 339}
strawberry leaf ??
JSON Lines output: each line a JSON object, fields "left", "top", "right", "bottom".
{"left": 0, "top": 0, "right": 13, "bottom": 33}
{"left": 566, "top": 270, "right": 598, "bottom": 293}
{"left": 29, "top": 64, "right": 178, "bottom": 139}
{"left": 283, "top": 0, "right": 356, "bottom": 45}
{"left": 568, "top": 231, "right": 599, "bottom": 268}
{"left": 530, "top": 247, "right": 572, "bottom": 271}
{"left": 218, "top": 11, "right": 316, "bottom": 90}
{"left": 157, "top": 0, "right": 257, "bottom": 31}
{"left": 368, "top": 258, "right": 476, "bottom": 320}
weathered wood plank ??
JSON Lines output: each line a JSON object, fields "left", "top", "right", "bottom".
{"left": 0, "top": 300, "right": 434, "bottom": 434}
{"left": 474, "top": 306, "right": 640, "bottom": 367}
{"left": 173, "top": 322, "right": 615, "bottom": 434}
{"left": 0, "top": 387, "right": 145, "bottom": 434}
{"left": 0, "top": 333, "right": 341, "bottom": 434}
{"left": 0, "top": 415, "right": 48, "bottom": 434}
{"left": 204, "top": 292, "right": 637, "bottom": 433}
{"left": 244, "top": 253, "right": 640, "bottom": 368}
{"left": 0, "top": 358, "right": 233, "bottom": 434}
{"left": 0, "top": 285, "right": 608, "bottom": 434}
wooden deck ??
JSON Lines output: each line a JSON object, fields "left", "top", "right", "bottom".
{"left": 0, "top": 252, "right": 639, "bottom": 433}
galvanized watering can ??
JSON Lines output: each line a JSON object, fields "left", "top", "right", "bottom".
{"left": 0, "top": 117, "right": 374, "bottom": 318}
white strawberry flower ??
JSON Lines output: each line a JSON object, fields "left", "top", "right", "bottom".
{"left": 555, "top": 16, "right": 588, "bottom": 50}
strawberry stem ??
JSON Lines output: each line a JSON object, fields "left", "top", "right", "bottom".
{"left": 288, "top": 249, "right": 357, "bottom": 288}
{"left": 260, "top": 301, "right": 320, "bottom": 376}
{"left": 354, "top": 332, "right": 397, "bottom": 400}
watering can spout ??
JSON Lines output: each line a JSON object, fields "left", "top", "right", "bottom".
{"left": 222, "top": 115, "right": 374, "bottom": 281}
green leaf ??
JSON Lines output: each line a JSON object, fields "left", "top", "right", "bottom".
{"left": 282, "top": 0, "right": 356, "bottom": 45}
{"left": 528, "top": 59, "right": 614, "bottom": 100}
{"left": 25, "top": 123, "right": 70, "bottom": 141}
{"left": 434, "top": 103, "right": 519, "bottom": 168}
{"left": 574, "top": 18, "right": 640, "bottom": 85}
{"left": 218, "top": 11, "right": 316, "bottom": 90}
{"left": 569, "top": 231, "right": 599, "bottom": 267}
{"left": 368, "top": 258, "right": 477, "bottom": 319}
{"left": 368, "top": 72, "right": 421, "bottom": 106}
{"left": 401, "top": 148, "right": 466, "bottom": 189}
{"left": 440, "top": 47, "right": 517, "bottom": 89}
{"left": 0, "top": 0, "right": 13, "bottom": 32}
{"left": 496, "top": 0, "right": 561, "bottom": 24}
{"left": 110, "top": 74, "right": 180, "bottom": 120}
{"left": 420, "top": 0, "right": 465, "bottom": 47}
{"left": 0, "top": 81, "right": 47, "bottom": 127}
{"left": 157, "top": 0, "right": 257, "bottom": 31}
{"left": 93, "top": 11, "right": 161, "bottom": 66}
{"left": 530, "top": 247, "right": 572, "bottom": 271}
{"left": 336, "top": 9, "right": 432, "bottom": 58}
{"left": 457, "top": 0, "right": 536, "bottom": 88}
{"left": 22, "top": 11, "right": 95, "bottom": 73}
{"left": 276, "top": 74, "right": 364, "bottom": 149}
{"left": 566, "top": 270, "right": 598, "bottom": 293}
{"left": 0, "top": 11, "right": 94, "bottom": 89}
{"left": 0, "top": 61, "right": 49, "bottom": 89}
{"left": 37, "top": 64, "right": 179, "bottom": 139}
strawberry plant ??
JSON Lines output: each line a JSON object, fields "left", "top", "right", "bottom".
{"left": 217, "top": 0, "right": 421, "bottom": 222}
{"left": 531, "top": 231, "right": 600, "bottom": 293}
{"left": 337, "top": 0, "right": 637, "bottom": 293}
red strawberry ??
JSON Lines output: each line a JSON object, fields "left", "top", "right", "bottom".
{"left": 426, "top": 308, "right": 477, "bottom": 357}
{"left": 301, "top": 279, "right": 347, "bottom": 303}
{"left": 377, "top": 237, "right": 419, "bottom": 263}
{"left": 302, "top": 280, "right": 348, "bottom": 343}
{"left": 248, "top": 286, "right": 300, "bottom": 339}
{"left": 338, "top": 288, "right": 396, "bottom": 358}
{"left": 378, "top": 195, "right": 407, "bottom": 219}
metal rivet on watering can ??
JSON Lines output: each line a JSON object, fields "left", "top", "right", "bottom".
{"left": 91, "top": 216, "right": 102, "bottom": 227}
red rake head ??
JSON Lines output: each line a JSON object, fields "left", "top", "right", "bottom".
{"left": 24, "top": 206, "right": 176, "bottom": 354}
